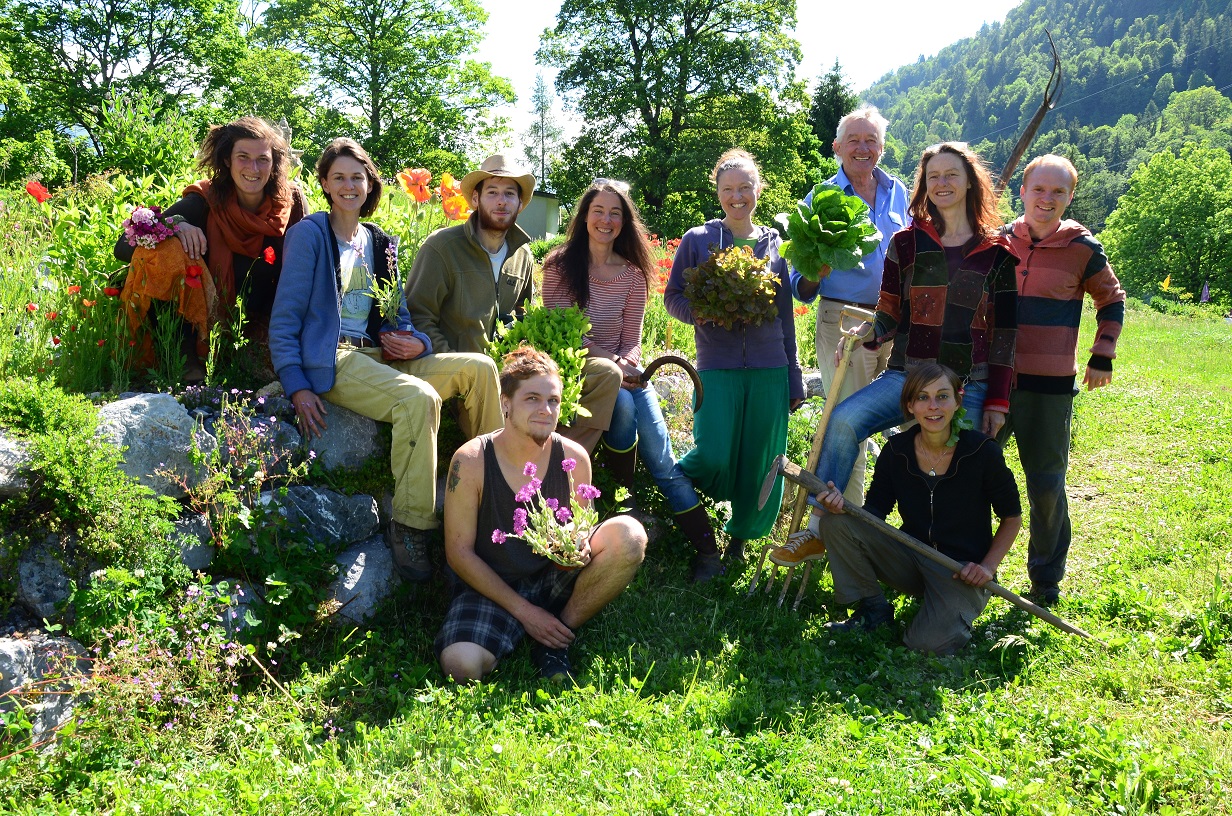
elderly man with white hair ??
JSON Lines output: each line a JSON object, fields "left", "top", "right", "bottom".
{"left": 784, "top": 105, "right": 911, "bottom": 552}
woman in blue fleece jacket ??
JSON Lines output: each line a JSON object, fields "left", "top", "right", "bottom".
{"left": 270, "top": 137, "right": 502, "bottom": 583}
{"left": 663, "top": 149, "right": 805, "bottom": 557}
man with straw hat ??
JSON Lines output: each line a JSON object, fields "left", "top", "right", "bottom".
{"left": 407, "top": 154, "right": 620, "bottom": 452}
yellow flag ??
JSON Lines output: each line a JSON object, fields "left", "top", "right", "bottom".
{"left": 1161, "top": 275, "right": 1171, "bottom": 291}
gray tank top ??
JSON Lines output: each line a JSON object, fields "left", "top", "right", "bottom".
{"left": 474, "top": 433, "right": 572, "bottom": 583}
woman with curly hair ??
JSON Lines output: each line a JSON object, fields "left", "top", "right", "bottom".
{"left": 115, "top": 116, "right": 308, "bottom": 379}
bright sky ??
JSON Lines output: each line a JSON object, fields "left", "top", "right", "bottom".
{"left": 474, "top": 0, "right": 1024, "bottom": 150}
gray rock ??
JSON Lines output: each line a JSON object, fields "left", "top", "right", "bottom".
{"left": 261, "top": 486, "right": 380, "bottom": 548}
{"left": 0, "top": 636, "right": 91, "bottom": 744}
{"left": 173, "top": 513, "right": 215, "bottom": 572}
{"left": 0, "top": 434, "right": 30, "bottom": 498}
{"left": 96, "top": 393, "right": 217, "bottom": 498}
{"left": 803, "top": 371, "right": 826, "bottom": 400}
{"left": 16, "top": 536, "right": 71, "bottom": 621}
{"left": 305, "top": 404, "right": 382, "bottom": 470}
{"left": 327, "top": 534, "right": 398, "bottom": 625}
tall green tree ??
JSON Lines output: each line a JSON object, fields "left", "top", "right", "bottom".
{"left": 0, "top": 0, "right": 245, "bottom": 156}
{"left": 1102, "top": 144, "right": 1232, "bottom": 307}
{"left": 262, "top": 0, "right": 515, "bottom": 172}
{"left": 521, "top": 73, "right": 564, "bottom": 188}
{"left": 538, "top": 0, "right": 802, "bottom": 232}
{"left": 808, "top": 60, "right": 858, "bottom": 155}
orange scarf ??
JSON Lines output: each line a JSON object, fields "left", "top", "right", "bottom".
{"left": 183, "top": 179, "right": 294, "bottom": 306}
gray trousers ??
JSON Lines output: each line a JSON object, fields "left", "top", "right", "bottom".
{"left": 820, "top": 513, "right": 991, "bottom": 655}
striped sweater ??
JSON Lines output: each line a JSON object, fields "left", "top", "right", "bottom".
{"left": 872, "top": 220, "right": 1019, "bottom": 411}
{"left": 541, "top": 259, "right": 648, "bottom": 364}
{"left": 1003, "top": 218, "right": 1125, "bottom": 394}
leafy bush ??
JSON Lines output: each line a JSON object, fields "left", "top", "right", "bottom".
{"left": 529, "top": 234, "right": 567, "bottom": 263}
{"left": 0, "top": 378, "right": 180, "bottom": 609}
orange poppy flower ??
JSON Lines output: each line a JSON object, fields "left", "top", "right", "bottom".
{"left": 398, "top": 168, "right": 433, "bottom": 203}
{"left": 437, "top": 172, "right": 464, "bottom": 201}
{"left": 82, "top": 299, "right": 96, "bottom": 307}
{"left": 441, "top": 194, "right": 472, "bottom": 221}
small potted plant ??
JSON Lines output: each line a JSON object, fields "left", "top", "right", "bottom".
{"left": 368, "top": 238, "right": 415, "bottom": 360}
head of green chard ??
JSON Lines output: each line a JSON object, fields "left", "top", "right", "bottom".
{"left": 774, "top": 182, "right": 882, "bottom": 281}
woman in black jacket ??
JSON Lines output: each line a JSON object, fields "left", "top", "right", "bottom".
{"left": 814, "top": 362, "right": 1022, "bottom": 655}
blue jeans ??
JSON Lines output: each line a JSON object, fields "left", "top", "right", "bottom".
{"left": 813, "top": 370, "right": 988, "bottom": 500}
{"left": 603, "top": 386, "right": 702, "bottom": 514}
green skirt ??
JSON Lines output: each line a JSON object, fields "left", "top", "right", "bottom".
{"left": 679, "top": 367, "right": 789, "bottom": 540}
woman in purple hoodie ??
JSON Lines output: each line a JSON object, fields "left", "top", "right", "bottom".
{"left": 664, "top": 149, "right": 805, "bottom": 561}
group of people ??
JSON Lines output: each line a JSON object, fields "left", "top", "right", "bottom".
{"left": 766, "top": 107, "right": 1125, "bottom": 655}
{"left": 116, "top": 104, "right": 1123, "bottom": 679}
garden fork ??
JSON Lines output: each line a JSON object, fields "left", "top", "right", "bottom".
{"left": 748, "top": 305, "right": 875, "bottom": 609}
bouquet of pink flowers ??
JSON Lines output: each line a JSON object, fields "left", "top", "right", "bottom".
{"left": 122, "top": 205, "right": 179, "bottom": 249}
{"left": 492, "top": 458, "right": 600, "bottom": 568}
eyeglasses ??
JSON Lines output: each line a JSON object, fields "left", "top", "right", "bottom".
{"left": 591, "top": 177, "right": 631, "bottom": 193}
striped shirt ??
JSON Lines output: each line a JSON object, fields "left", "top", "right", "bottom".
{"left": 541, "top": 258, "right": 648, "bottom": 364}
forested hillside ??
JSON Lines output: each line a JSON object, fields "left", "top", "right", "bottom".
{"left": 861, "top": 0, "right": 1232, "bottom": 230}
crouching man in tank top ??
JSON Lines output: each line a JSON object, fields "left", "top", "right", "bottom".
{"left": 436, "top": 346, "right": 647, "bottom": 682}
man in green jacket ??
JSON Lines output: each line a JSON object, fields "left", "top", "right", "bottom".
{"left": 407, "top": 154, "right": 620, "bottom": 451}
{"left": 407, "top": 154, "right": 538, "bottom": 355}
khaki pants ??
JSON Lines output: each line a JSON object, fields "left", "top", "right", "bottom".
{"left": 821, "top": 513, "right": 990, "bottom": 655}
{"left": 323, "top": 349, "right": 502, "bottom": 529}
{"left": 558, "top": 356, "right": 622, "bottom": 453}
{"left": 816, "top": 299, "right": 892, "bottom": 505}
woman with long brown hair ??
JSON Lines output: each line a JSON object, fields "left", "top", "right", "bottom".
{"left": 542, "top": 180, "right": 722, "bottom": 582}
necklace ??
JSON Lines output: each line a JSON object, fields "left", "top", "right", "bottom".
{"left": 915, "top": 437, "right": 954, "bottom": 476}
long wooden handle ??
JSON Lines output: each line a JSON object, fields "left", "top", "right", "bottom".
{"left": 787, "top": 307, "right": 876, "bottom": 534}
{"left": 769, "top": 455, "right": 1104, "bottom": 644}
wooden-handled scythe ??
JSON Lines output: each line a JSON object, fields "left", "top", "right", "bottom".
{"left": 759, "top": 454, "right": 1104, "bottom": 643}
{"left": 994, "top": 29, "right": 1064, "bottom": 197}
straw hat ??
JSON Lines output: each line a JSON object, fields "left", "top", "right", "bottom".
{"left": 460, "top": 154, "right": 536, "bottom": 208}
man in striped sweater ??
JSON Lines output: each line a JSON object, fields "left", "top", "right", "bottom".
{"left": 1001, "top": 154, "right": 1126, "bottom": 606}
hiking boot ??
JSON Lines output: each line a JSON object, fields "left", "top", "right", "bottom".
{"left": 389, "top": 520, "right": 434, "bottom": 583}
{"left": 690, "top": 551, "right": 725, "bottom": 584}
{"left": 1027, "top": 582, "right": 1060, "bottom": 607}
{"left": 825, "top": 597, "right": 894, "bottom": 633}
{"left": 769, "top": 529, "right": 827, "bottom": 567}
{"left": 530, "top": 643, "right": 573, "bottom": 682}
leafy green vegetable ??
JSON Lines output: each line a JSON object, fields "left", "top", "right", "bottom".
{"left": 774, "top": 182, "right": 883, "bottom": 281}
{"left": 487, "top": 305, "right": 591, "bottom": 424}
{"left": 681, "top": 245, "right": 778, "bottom": 330}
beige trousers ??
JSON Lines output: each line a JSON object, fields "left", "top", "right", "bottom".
{"left": 323, "top": 349, "right": 502, "bottom": 529}
{"left": 816, "top": 299, "right": 892, "bottom": 505}
{"left": 558, "top": 355, "right": 622, "bottom": 454}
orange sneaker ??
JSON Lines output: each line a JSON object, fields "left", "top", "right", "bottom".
{"left": 769, "top": 529, "right": 827, "bottom": 566}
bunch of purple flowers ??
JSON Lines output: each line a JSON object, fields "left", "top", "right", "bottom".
{"left": 123, "top": 205, "right": 179, "bottom": 249}
{"left": 491, "top": 458, "right": 601, "bottom": 568}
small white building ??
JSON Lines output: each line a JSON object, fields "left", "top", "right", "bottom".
{"left": 517, "top": 190, "right": 561, "bottom": 240}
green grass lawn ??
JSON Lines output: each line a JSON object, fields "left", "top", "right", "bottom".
{"left": 4, "top": 305, "right": 1231, "bottom": 815}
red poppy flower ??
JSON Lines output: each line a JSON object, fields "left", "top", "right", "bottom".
{"left": 103, "top": 287, "right": 121, "bottom": 297}
{"left": 97, "top": 338, "right": 106, "bottom": 347}
{"left": 185, "top": 264, "right": 203, "bottom": 289}
{"left": 82, "top": 299, "right": 96, "bottom": 308}
{"left": 46, "top": 311, "right": 58, "bottom": 320}
{"left": 51, "top": 336, "right": 60, "bottom": 346}
{"left": 263, "top": 246, "right": 276, "bottom": 264}
{"left": 25, "top": 180, "right": 50, "bottom": 204}
{"left": 26, "top": 302, "right": 37, "bottom": 312}
{"left": 794, "top": 305, "right": 808, "bottom": 317}
{"left": 69, "top": 325, "right": 77, "bottom": 332}
{"left": 67, "top": 285, "right": 81, "bottom": 295}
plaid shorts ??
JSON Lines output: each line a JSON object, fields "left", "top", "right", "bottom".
{"left": 434, "top": 566, "right": 580, "bottom": 659}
